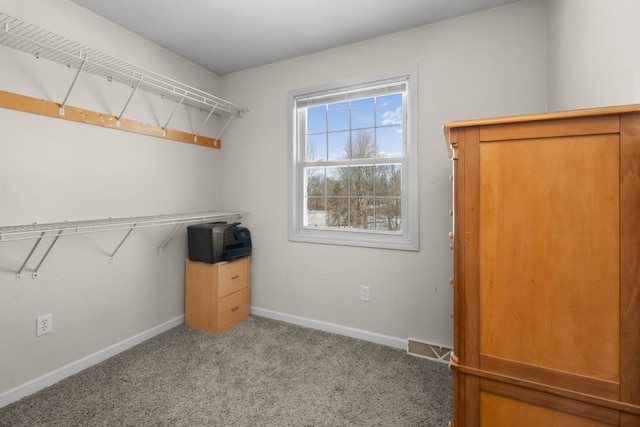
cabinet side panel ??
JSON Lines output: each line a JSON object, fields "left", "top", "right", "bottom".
{"left": 185, "top": 260, "right": 218, "bottom": 333}
{"left": 452, "top": 132, "right": 464, "bottom": 363}
{"left": 478, "top": 135, "right": 620, "bottom": 381}
{"left": 452, "top": 126, "right": 482, "bottom": 427}
{"left": 620, "top": 113, "right": 640, "bottom": 408}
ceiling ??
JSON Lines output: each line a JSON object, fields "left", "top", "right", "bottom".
{"left": 70, "top": 0, "right": 522, "bottom": 76}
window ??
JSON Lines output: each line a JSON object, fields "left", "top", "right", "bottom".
{"left": 288, "top": 71, "right": 419, "bottom": 250}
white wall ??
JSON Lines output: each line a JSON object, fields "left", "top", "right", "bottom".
{"left": 0, "top": 0, "right": 549, "bottom": 406}
{"left": 0, "top": 0, "right": 227, "bottom": 400}
{"left": 220, "top": 0, "right": 547, "bottom": 348}
{"left": 547, "top": 0, "right": 640, "bottom": 110}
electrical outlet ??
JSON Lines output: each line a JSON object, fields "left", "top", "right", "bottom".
{"left": 360, "top": 285, "right": 370, "bottom": 302}
{"left": 36, "top": 314, "right": 52, "bottom": 337}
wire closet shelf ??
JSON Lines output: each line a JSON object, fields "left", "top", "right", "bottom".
{"left": 0, "top": 211, "right": 247, "bottom": 242}
{"left": 1, "top": 211, "right": 248, "bottom": 279}
{"left": 0, "top": 12, "right": 248, "bottom": 117}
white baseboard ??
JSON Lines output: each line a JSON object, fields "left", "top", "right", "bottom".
{"left": 250, "top": 306, "right": 407, "bottom": 350}
{"left": 0, "top": 315, "right": 184, "bottom": 409}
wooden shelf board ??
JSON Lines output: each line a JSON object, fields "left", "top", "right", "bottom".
{"left": 0, "top": 89, "right": 221, "bottom": 149}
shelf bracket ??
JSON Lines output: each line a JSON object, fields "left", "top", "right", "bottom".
{"left": 157, "top": 223, "right": 182, "bottom": 252}
{"left": 32, "top": 230, "right": 64, "bottom": 278}
{"left": 116, "top": 77, "right": 142, "bottom": 127}
{"left": 16, "top": 231, "right": 45, "bottom": 280}
{"left": 59, "top": 54, "right": 87, "bottom": 116}
{"left": 109, "top": 224, "right": 136, "bottom": 262}
{"left": 162, "top": 96, "right": 186, "bottom": 136}
{"left": 194, "top": 106, "right": 217, "bottom": 143}
{"left": 214, "top": 113, "right": 236, "bottom": 143}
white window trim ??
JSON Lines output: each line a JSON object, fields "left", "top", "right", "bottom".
{"left": 287, "top": 69, "right": 419, "bottom": 251}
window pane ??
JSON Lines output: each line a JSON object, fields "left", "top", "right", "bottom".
{"left": 306, "top": 134, "right": 326, "bottom": 161}
{"left": 328, "top": 102, "right": 350, "bottom": 131}
{"left": 351, "top": 98, "right": 374, "bottom": 129}
{"left": 350, "top": 197, "right": 374, "bottom": 230}
{"left": 349, "top": 166, "right": 374, "bottom": 197}
{"left": 375, "top": 198, "right": 402, "bottom": 231}
{"left": 305, "top": 199, "right": 327, "bottom": 227}
{"left": 376, "top": 93, "right": 403, "bottom": 126}
{"left": 307, "top": 105, "right": 326, "bottom": 133}
{"left": 327, "top": 167, "right": 348, "bottom": 197}
{"left": 376, "top": 125, "right": 403, "bottom": 158}
{"left": 350, "top": 129, "right": 375, "bottom": 159}
{"left": 328, "top": 131, "right": 350, "bottom": 160}
{"left": 307, "top": 197, "right": 325, "bottom": 211}
{"left": 375, "top": 164, "right": 402, "bottom": 197}
{"left": 327, "top": 198, "right": 348, "bottom": 228}
{"left": 306, "top": 167, "right": 325, "bottom": 197}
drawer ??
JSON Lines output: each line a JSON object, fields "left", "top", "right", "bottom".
{"left": 218, "top": 258, "right": 248, "bottom": 297}
{"left": 218, "top": 288, "right": 249, "bottom": 332}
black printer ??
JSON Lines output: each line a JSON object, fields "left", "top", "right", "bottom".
{"left": 187, "top": 222, "right": 251, "bottom": 264}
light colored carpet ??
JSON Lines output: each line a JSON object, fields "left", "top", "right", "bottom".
{"left": 0, "top": 316, "right": 453, "bottom": 426}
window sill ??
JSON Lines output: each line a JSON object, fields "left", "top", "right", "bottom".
{"left": 289, "top": 227, "right": 419, "bottom": 251}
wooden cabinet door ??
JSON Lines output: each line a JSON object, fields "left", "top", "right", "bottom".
{"left": 478, "top": 133, "right": 620, "bottom": 391}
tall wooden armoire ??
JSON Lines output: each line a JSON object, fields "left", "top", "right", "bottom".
{"left": 444, "top": 105, "right": 640, "bottom": 426}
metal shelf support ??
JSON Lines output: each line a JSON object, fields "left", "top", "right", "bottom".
{"left": 109, "top": 224, "right": 136, "bottom": 263}
{"left": 59, "top": 55, "right": 87, "bottom": 116}
{"left": 215, "top": 114, "right": 237, "bottom": 143}
{"left": 116, "top": 77, "right": 142, "bottom": 127}
{"left": 33, "top": 230, "right": 63, "bottom": 278}
{"left": 162, "top": 96, "right": 186, "bottom": 136}
{"left": 194, "top": 107, "right": 216, "bottom": 143}
{"left": 16, "top": 231, "right": 45, "bottom": 280}
{"left": 157, "top": 223, "right": 183, "bottom": 252}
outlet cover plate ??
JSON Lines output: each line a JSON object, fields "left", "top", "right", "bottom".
{"left": 360, "top": 285, "right": 370, "bottom": 302}
{"left": 36, "top": 313, "right": 52, "bottom": 336}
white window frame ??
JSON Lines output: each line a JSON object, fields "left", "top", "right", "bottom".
{"left": 288, "top": 69, "right": 419, "bottom": 251}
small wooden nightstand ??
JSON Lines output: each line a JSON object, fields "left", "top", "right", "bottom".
{"left": 184, "top": 257, "right": 249, "bottom": 334}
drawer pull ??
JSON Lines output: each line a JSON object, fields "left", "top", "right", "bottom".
{"left": 231, "top": 306, "right": 239, "bottom": 312}
{"left": 231, "top": 274, "right": 239, "bottom": 279}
